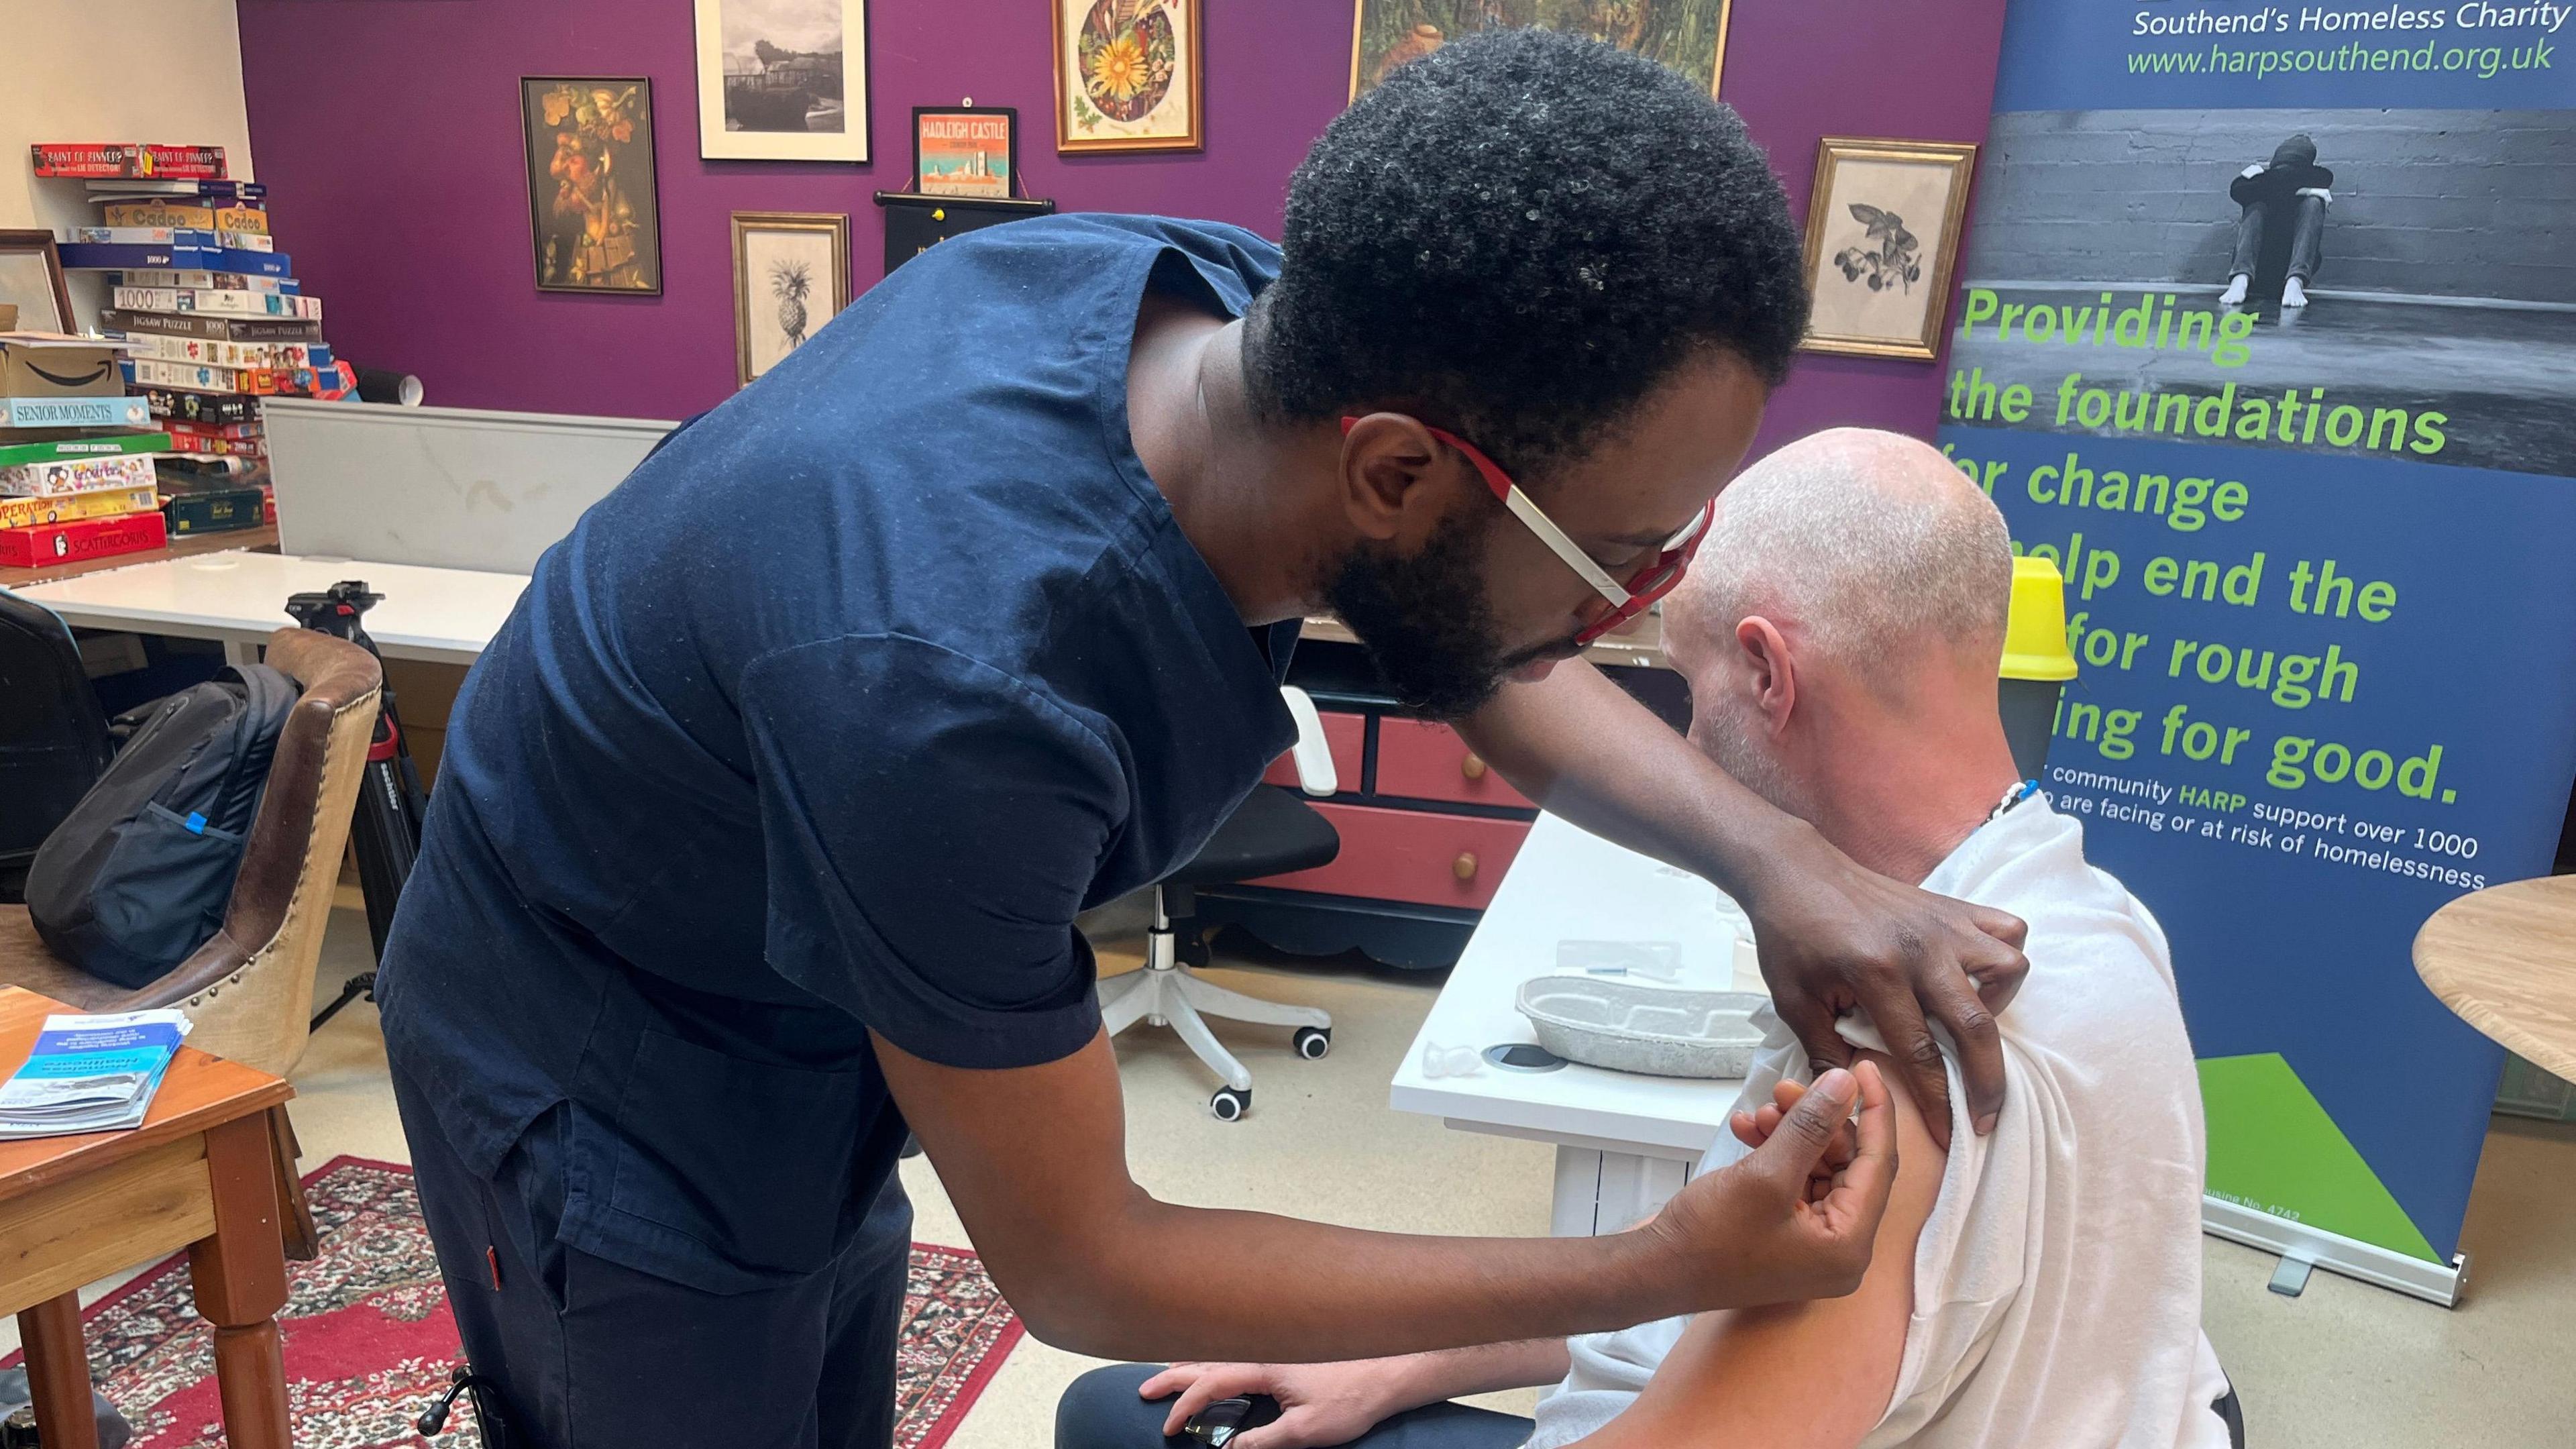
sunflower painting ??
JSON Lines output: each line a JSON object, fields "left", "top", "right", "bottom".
{"left": 1053, "top": 0, "right": 1202, "bottom": 152}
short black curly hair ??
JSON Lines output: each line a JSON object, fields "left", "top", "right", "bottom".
{"left": 1246, "top": 28, "right": 1808, "bottom": 486}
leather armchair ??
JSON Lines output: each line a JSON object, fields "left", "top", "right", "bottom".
{"left": 0, "top": 627, "right": 381, "bottom": 1077}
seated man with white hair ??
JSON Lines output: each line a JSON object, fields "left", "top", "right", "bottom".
{"left": 1055, "top": 427, "right": 2237, "bottom": 1449}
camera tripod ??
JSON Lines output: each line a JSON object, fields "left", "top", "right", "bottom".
{"left": 284, "top": 581, "right": 429, "bottom": 1030}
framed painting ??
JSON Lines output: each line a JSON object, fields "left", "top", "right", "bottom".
{"left": 733, "top": 211, "right": 851, "bottom": 386}
{"left": 1350, "top": 0, "right": 1731, "bottom": 100}
{"left": 914, "top": 106, "right": 1017, "bottom": 199}
{"left": 521, "top": 77, "right": 663, "bottom": 294}
{"left": 694, "top": 0, "right": 869, "bottom": 162}
{"left": 0, "top": 231, "right": 75, "bottom": 333}
{"left": 1799, "top": 137, "right": 1978, "bottom": 362}
{"left": 1053, "top": 0, "right": 1203, "bottom": 153}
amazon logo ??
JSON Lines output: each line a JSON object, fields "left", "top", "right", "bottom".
{"left": 22, "top": 358, "right": 114, "bottom": 388}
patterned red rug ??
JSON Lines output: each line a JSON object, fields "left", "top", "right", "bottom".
{"left": 3, "top": 1156, "right": 1024, "bottom": 1448}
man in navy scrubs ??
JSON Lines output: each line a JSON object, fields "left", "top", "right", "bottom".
{"left": 379, "top": 31, "right": 2028, "bottom": 1448}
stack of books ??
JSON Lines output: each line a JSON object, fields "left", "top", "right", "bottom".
{"left": 33, "top": 142, "right": 357, "bottom": 539}
{"left": 0, "top": 332, "right": 170, "bottom": 568}
{"left": 0, "top": 1009, "right": 192, "bottom": 1141}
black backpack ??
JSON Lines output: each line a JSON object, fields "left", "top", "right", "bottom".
{"left": 25, "top": 664, "right": 299, "bottom": 989}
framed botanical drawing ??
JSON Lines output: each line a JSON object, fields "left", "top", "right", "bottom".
{"left": 1799, "top": 138, "right": 1978, "bottom": 362}
{"left": 521, "top": 78, "right": 663, "bottom": 294}
{"left": 733, "top": 212, "right": 851, "bottom": 386}
{"left": 0, "top": 231, "right": 75, "bottom": 333}
{"left": 914, "top": 106, "right": 1018, "bottom": 198}
{"left": 695, "top": 0, "right": 869, "bottom": 162}
{"left": 1350, "top": 0, "right": 1731, "bottom": 100}
{"left": 1053, "top": 0, "right": 1203, "bottom": 153}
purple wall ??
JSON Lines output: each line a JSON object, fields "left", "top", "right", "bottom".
{"left": 235, "top": 0, "right": 2004, "bottom": 437}
{"left": 1722, "top": 0, "right": 2008, "bottom": 457}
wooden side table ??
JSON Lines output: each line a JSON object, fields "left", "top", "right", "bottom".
{"left": 2413, "top": 875, "right": 2576, "bottom": 1082}
{"left": 0, "top": 986, "right": 296, "bottom": 1449}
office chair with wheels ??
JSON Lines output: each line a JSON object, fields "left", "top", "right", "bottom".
{"left": 0, "top": 591, "right": 115, "bottom": 902}
{"left": 1102, "top": 688, "right": 1341, "bottom": 1121}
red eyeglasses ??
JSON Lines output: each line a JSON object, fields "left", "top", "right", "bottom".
{"left": 1342, "top": 417, "right": 1717, "bottom": 646}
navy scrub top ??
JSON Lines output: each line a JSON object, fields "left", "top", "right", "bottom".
{"left": 376, "top": 215, "right": 1299, "bottom": 1295}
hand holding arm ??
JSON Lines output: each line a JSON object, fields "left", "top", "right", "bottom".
{"left": 877, "top": 1030, "right": 1896, "bottom": 1362}
{"left": 1459, "top": 661, "right": 2027, "bottom": 1147}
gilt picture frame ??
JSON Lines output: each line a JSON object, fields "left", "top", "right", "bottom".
{"left": 733, "top": 211, "right": 852, "bottom": 387}
{"left": 1053, "top": 0, "right": 1205, "bottom": 154}
{"left": 1350, "top": 0, "right": 1731, "bottom": 101}
{"left": 1799, "top": 137, "right": 1978, "bottom": 362}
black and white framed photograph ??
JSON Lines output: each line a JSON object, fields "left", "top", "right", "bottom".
{"left": 733, "top": 211, "right": 851, "bottom": 386}
{"left": 0, "top": 231, "right": 75, "bottom": 333}
{"left": 695, "top": 0, "right": 869, "bottom": 162}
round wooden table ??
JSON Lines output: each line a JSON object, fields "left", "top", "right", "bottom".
{"left": 2413, "top": 875, "right": 2576, "bottom": 1081}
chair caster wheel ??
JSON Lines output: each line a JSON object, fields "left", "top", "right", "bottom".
{"left": 1210, "top": 1087, "right": 1251, "bottom": 1122}
{"left": 1294, "top": 1026, "right": 1332, "bottom": 1061}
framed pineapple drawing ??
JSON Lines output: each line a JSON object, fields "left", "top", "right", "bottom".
{"left": 731, "top": 211, "right": 852, "bottom": 386}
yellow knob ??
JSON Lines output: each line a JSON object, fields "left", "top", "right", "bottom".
{"left": 1453, "top": 852, "right": 1479, "bottom": 881}
{"left": 1460, "top": 753, "right": 1487, "bottom": 781}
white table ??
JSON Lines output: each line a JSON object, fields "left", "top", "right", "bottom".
{"left": 1391, "top": 812, "right": 1764, "bottom": 1236}
{"left": 11, "top": 549, "right": 525, "bottom": 665}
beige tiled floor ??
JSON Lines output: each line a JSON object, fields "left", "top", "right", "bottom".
{"left": 19, "top": 907, "right": 2573, "bottom": 1447}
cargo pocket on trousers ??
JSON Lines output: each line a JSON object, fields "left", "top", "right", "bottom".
{"left": 604, "top": 1028, "right": 872, "bottom": 1278}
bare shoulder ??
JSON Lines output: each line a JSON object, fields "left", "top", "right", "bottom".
{"left": 1578, "top": 1054, "right": 1945, "bottom": 1449}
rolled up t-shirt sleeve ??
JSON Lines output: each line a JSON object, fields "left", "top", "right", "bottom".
{"left": 738, "top": 633, "right": 1122, "bottom": 1068}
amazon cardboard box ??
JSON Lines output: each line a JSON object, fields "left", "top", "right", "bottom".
{"left": 0, "top": 333, "right": 127, "bottom": 398}
{"left": 0, "top": 307, "right": 16, "bottom": 331}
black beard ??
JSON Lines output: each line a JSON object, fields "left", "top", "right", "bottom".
{"left": 1322, "top": 513, "right": 1512, "bottom": 720}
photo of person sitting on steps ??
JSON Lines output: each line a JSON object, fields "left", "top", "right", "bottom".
{"left": 2219, "top": 133, "right": 2333, "bottom": 311}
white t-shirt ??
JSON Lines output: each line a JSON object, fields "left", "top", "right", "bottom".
{"left": 1526, "top": 797, "right": 2231, "bottom": 1449}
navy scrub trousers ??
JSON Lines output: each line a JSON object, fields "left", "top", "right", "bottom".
{"left": 394, "top": 1066, "right": 914, "bottom": 1449}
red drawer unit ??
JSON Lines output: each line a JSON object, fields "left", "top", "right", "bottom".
{"left": 1198, "top": 639, "right": 1686, "bottom": 969}
{"left": 1248, "top": 802, "right": 1531, "bottom": 911}
{"left": 1373, "top": 717, "right": 1534, "bottom": 808}
{"left": 1261, "top": 708, "right": 1366, "bottom": 793}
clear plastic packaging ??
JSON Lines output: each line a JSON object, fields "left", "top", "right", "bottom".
{"left": 1555, "top": 939, "right": 1684, "bottom": 981}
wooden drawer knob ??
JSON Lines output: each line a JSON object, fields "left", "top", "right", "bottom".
{"left": 1453, "top": 851, "right": 1479, "bottom": 881}
{"left": 1460, "top": 752, "right": 1488, "bottom": 781}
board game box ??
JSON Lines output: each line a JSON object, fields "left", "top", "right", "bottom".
{"left": 0, "top": 510, "right": 168, "bottom": 568}
{"left": 32, "top": 143, "right": 225, "bottom": 179}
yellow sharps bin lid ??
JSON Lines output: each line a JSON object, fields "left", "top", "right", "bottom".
{"left": 2001, "top": 555, "right": 2079, "bottom": 682}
